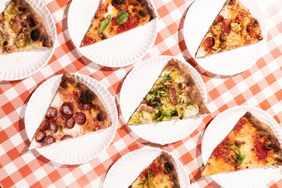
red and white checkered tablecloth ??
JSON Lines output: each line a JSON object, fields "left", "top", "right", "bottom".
{"left": 1, "top": 0, "right": 282, "bottom": 187}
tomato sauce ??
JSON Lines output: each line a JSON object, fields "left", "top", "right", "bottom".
{"left": 82, "top": 36, "right": 95, "bottom": 46}
{"left": 112, "top": 15, "right": 138, "bottom": 34}
{"left": 234, "top": 118, "right": 246, "bottom": 134}
{"left": 254, "top": 139, "right": 268, "bottom": 160}
{"left": 140, "top": 162, "right": 161, "bottom": 178}
{"left": 213, "top": 137, "right": 230, "bottom": 158}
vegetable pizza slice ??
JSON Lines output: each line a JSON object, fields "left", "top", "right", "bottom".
{"left": 128, "top": 58, "right": 209, "bottom": 125}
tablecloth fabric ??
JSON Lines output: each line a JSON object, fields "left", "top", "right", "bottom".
{"left": 1, "top": 0, "right": 282, "bottom": 187}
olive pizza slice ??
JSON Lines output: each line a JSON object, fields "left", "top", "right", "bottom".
{"left": 29, "top": 73, "right": 111, "bottom": 149}
{"left": 80, "top": 0, "right": 156, "bottom": 47}
{"left": 129, "top": 152, "right": 180, "bottom": 188}
{"left": 0, "top": 0, "right": 52, "bottom": 54}
{"left": 195, "top": 0, "right": 263, "bottom": 58}
{"left": 202, "top": 112, "right": 282, "bottom": 177}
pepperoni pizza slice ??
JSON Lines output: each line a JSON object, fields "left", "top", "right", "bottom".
{"left": 127, "top": 58, "right": 209, "bottom": 125}
{"left": 29, "top": 73, "right": 111, "bottom": 149}
{"left": 202, "top": 112, "right": 282, "bottom": 177}
{"left": 195, "top": 0, "right": 263, "bottom": 58}
{"left": 80, "top": 0, "right": 156, "bottom": 47}
{"left": 0, "top": 0, "right": 52, "bottom": 54}
{"left": 129, "top": 152, "right": 180, "bottom": 188}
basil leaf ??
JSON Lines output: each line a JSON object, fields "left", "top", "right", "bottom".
{"left": 117, "top": 11, "right": 129, "bottom": 25}
{"left": 99, "top": 15, "right": 112, "bottom": 33}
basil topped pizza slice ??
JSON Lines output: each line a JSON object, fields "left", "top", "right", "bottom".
{"left": 80, "top": 0, "right": 156, "bottom": 47}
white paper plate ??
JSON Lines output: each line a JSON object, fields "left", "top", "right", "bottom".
{"left": 25, "top": 73, "right": 118, "bottom": 165}
{"left": 67, "top": 0, "right": 158, "bottom": 68}
{"left": 201, "top": 106, "right": 282, "bottom": 188}
{"left": 104, "top": 147, "right": 190, "bottom": 188}
{"left": 184, "top": 0, "right": 267, "bottom": 76}
{"left": 0, "top": 0, "right": 56, "bottom": 81}
{"left": 120, "top": 56, "right": 209, "bottom": 145}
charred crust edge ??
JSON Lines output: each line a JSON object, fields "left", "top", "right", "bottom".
{"left": 167, "top": 59, "right": 209, "bottom": 114}
{"left": 244, "top": 112, "right": 282, "bottom": 160}
{"left": 139, "top": 0, "right": 156, "bottom": 20}
{"left": 159, "top": 152, "right": 180, "bottom": 188}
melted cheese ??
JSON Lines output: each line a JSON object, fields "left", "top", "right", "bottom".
{"left": 131, "top": 174, "right": 174, "bottom": 188}
{"left": 63, "top": 124, "right": 83, "bottom": 137}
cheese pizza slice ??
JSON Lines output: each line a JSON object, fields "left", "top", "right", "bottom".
{"left": 195, "top": 0, "right": 263, "bottom": 58}
{"left": 202, "top": 112, "right": 282, "bottom": 177}
{"left": 127, "top": 58, "right": 209, "bottom": 125}
{"left": 29, "top": 73, "right": 111, "bottom": 149}
{"left": 80, "top": 0, "right": 156, "bottom": 47}
{"left": 129, "top": 152, "right": 180, "bottom": 188}
{"left": 0, "top": 0, "right": 52, "bottom": 54}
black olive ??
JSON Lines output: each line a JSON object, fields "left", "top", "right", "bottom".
{"left": 139, "top": 10, "right": 147, "bottom": 17}
{"left": 96, "top": 112, "right": 106, "bottom": 122}
{"left": 30, "top": 29, "right": 41, "bottom": 41}
{"left": 27, "top": 15, "right": 38, "bottom": 28}
{"left": 112, "top": 0, "right": 126, "bottom": 6}
{"left": 164, "top": 162, "right": 174, "bottom": 174}
{"left": 18, "top": 6, "right": 28, "bottom": 13}
{"left": 3, "top": 41, "right": 8, "bottom": 46}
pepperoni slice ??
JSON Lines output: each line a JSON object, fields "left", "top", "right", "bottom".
{"left": 65, "top": 117, "right": 75, "bottom": 129}
{"left": 39, "top": 120, "right": 50, "bottom": 131}
{"left": 214, "top": 15, "right": 223, "bottom": 24}
{"left": 35, "top": 131, "right": 46, "bottom": 142}
{"left": 203, "top": 37, "right": 215, "bottom": 50}
{"left": 60, "top": 102, "right": 74, "bottom": 119}
{"left": 75, "top": 112, "right": 86, "bottom": 125}
{"left": 46, "top": 107, "right": 57, "bottom": 119}
{"left": 229, "top": 0, "right": 236, "bottom": 5}
{"left": 49, "top": 120, "right": 58, "bottom": 133}
{"left": 222, "top": 19, "right": 231, "bottom": 36}
{"left": 43, "top": 135, "right": 56, "bottom": 146}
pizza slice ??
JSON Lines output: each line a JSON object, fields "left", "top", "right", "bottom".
{"left": 195, "top": 0, "right": 263, "bottom": 58}
{"left": 202, "top": 112, "right": 282, "bottom": 177}
{"left": 127, "top": 59, "right": 209, "bottom": 125}
{"left": 129, "top": 152, "right": 180, "bottom": 188}
{"left": 29, "top": 73, "right": 111, "bottom": 149}
{"left": 80, "top": 0, "right": 156, "bottom": 47}
{"left": 0, "top": 0, "right": 52, "bottom": 54}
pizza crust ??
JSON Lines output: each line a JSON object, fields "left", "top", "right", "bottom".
{"left": 167, "top": 59, "right": 209, "bottom": 115}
